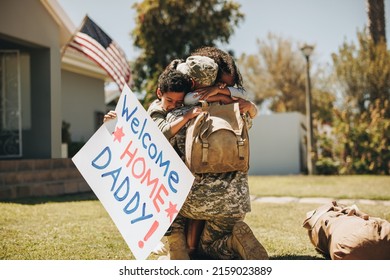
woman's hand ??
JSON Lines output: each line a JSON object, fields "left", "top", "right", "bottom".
{"left": 238, "top": 99, "right": 258, "bottom": 118}
{"left": 195, "top": 86, "right": 230, "bottom": 101}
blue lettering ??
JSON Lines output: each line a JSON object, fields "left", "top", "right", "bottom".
{"left": 155, "top": 151, "right": 170, "bottom": 177}
{"left": 131, "top": 203, "right": 153, "bottom": 224}
{"left": 138, "top": 118, "right": 147, "bottom": 140}
{"left": 92, "top": 146, "right": 111, "bottom": 169}
{"left": 148, "top": 143, "right": 157, "bottom": 159}
{"left": 168, "top": 171, "right": 179, "bottom": 193}
{"left": 123, "top": 191, "right": 140, "bottom": 214}
{"left": 130, "top": 115, "right": 140, "bottom": 134}
{"left": 101, "top": 167, "right": 122, "bottom": 191}
{"left": 119, "top": 95, "right": 182, "bottom": 191}
{"left": 121, "top": 95, "right": 138, "bottom": 121}
{"left": 114, "top": 176, "right": 130, "bottom": 202}
{"left": 142, "top": 132, "right": 151, "bottom": 149}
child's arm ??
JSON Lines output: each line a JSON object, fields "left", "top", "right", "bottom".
{"left": 149, "top": 111, "right": 172, "bottom": 139}
{"left": 168, "top": 106, "right": 202, "bottom": 137}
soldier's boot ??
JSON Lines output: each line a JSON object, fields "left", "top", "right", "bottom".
{"left": 227, "top": 221, "right": 269, "bottom": 260}
{"left": 167, "top": 230, "right": 190, "bottom": 260}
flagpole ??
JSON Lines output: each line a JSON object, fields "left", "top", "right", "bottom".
{"left": 61, "top": 15, "right": 89, "bottom": 58}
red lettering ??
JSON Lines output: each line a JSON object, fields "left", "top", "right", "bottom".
{"left": 120, "top": 140, "right": 138, "bottom": 167}
{"left": 131, "top": 156, "right": 146, "bottom": 179}
{"left": 141, "top": 168, "right": 160, "bottom": 198}
{"left": 152, "top": 183, "right": 168, "bottom": 212}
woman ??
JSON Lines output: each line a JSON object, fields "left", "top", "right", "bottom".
{"left": 166, "top": 47, "right": 268, "bottom": 260}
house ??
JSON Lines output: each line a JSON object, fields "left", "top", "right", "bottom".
{"left": 0, "top": 0, "right": 110, "bottom": 199}
{"left": 0, "top": 0, "right": 108, "bottom": 159}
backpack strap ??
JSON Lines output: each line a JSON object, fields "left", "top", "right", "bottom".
{"left": 237, "top": 136, "right": 245, "bottom": 160}
{"left": 237, "top": 121, "right": 247, "bottom": 160}
{"left": 202, "top": 141, "right": 209, "bottom": 164}
{"left": 200, "top": 100, "right": 209, "bottom": 111}
{"left": 198, "top": 112, "right": 211, "bottom": 164}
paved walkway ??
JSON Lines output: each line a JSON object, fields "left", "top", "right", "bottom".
{"left": 250, "top": 196, "right": 390, "bottom": 206}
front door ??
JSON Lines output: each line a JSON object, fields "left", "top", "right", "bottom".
{"left": 0, "top": 50, "right": 22, "bottom": 158}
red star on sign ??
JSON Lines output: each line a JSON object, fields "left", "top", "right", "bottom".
{"left": 165, "top": 201, "right": 178, "bottom": 223}
{"left": 113, "top": 126, "right": 125, "bottom": 143}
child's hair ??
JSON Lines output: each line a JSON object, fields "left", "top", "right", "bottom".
{"left": 191, "top": 46, "right": 244, "bottom": 89}
{"left": 157, "top": 68, "right": 192, "bottom": 96}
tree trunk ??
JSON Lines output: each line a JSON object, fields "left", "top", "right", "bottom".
{"left": 366, "top": 0, "right": 386, "bottom": 44}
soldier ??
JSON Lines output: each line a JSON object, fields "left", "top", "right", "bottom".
{"left": 166, "top": 47, "right": 268, "bottom": 260}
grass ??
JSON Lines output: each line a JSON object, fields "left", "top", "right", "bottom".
{"left": 1, "top": 175, "right": 389, "bottom": 260}
{"left": 249, "top": 175, "right": 390, "bottom": 200}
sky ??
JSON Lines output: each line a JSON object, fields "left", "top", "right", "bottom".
{"left": 57, "top": 0, "right": 390, "bottom": 65}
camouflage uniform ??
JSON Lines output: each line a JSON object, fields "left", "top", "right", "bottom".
{"left": 167, "top": 106, "right": 253, "bottom": 259}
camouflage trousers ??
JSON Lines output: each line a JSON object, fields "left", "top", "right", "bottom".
{"left": 172, "top": 212, "right": 246, "bottom": 260}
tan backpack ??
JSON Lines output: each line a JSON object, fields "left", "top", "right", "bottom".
{"left": 303, "top": 201, "right": 390, "bottom": 260}
{"left": 185, "top": 101, "right": 249, "bottom": 174}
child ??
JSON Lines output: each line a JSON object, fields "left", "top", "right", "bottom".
{"left": 146, "top": 68, "right": 202, "bottom": 140}
{"left": 104, "top": 68, "right": 202, "bottom": 140}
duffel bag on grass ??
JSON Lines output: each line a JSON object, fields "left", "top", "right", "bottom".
{"left": 303, "top": 201, "right": 390, "bottom": 260}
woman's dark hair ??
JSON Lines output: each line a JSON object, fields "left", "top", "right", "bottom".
{"left": 191, "top": 46, "right": 244, "bottom": 89}
{"left": 165, "top": 59, "right": 184, "bottom": 71}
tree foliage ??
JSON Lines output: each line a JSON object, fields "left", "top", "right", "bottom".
{"left": 238, "top": 33, "right": 335, "bottom": 122}
{"left": 332, "top": 32, "right": 390, "bottom": 115}
{"left": 329, "top": 100, "right": 389, "bottom": 175}
{"left": 131, "top": 0, "right": 244, "bottom": 105}
{"left": 316, "top": 33, "right": 390, "bottom": 175}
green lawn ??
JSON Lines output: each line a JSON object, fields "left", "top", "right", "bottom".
{"left": 1, "top": 175, "right": 389, "bottom": 260}
{"left": 249, "top": 175, "right": 390, "bottom": 200}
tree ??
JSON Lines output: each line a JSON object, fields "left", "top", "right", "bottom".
{"left": 238, "top": 34, "right": 306, "bottom": 112}
{"left": 131, "top": 0, "right": 244, "bottom": 105}
{"left": 366, "top": 0, "right": 386, "bottom": 45}
{"left": 316, "top": 32, "right": 390, "bottom": 175}
{"left": 325, "top": 99, "right": 390, "bottom": 175}
{"left": 238, "top": 33, "right": 335, "bottom": 120}
{"left": 332, "top": 32, "right": 390, "bottom": 115}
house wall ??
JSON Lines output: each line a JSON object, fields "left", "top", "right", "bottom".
{"left": 248, "top": 112, "right": 307, "bottom": 175}
{"left": 61, "top": 70, "right": 106, "bottom": 143}
{"left": 0, "top": 0, "right": 62, "bottom": 158}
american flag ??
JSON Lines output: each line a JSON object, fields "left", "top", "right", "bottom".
{"left": 68, "top": 16, "right": 131, "bottom": 91}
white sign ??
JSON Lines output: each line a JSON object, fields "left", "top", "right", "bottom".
{"left": 72, "top": 85, "right": 194, "bottom": 260}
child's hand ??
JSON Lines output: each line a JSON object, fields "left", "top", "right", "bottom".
{"left": 185, "top": 106, "right": 203, "bottom": 120}
{"left": 103, "top": 110, "right": 117, "bottom": 123}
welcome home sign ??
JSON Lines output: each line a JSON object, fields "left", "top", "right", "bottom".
{"left": 72, "top": 85, "right": 194, "bottom": 260}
